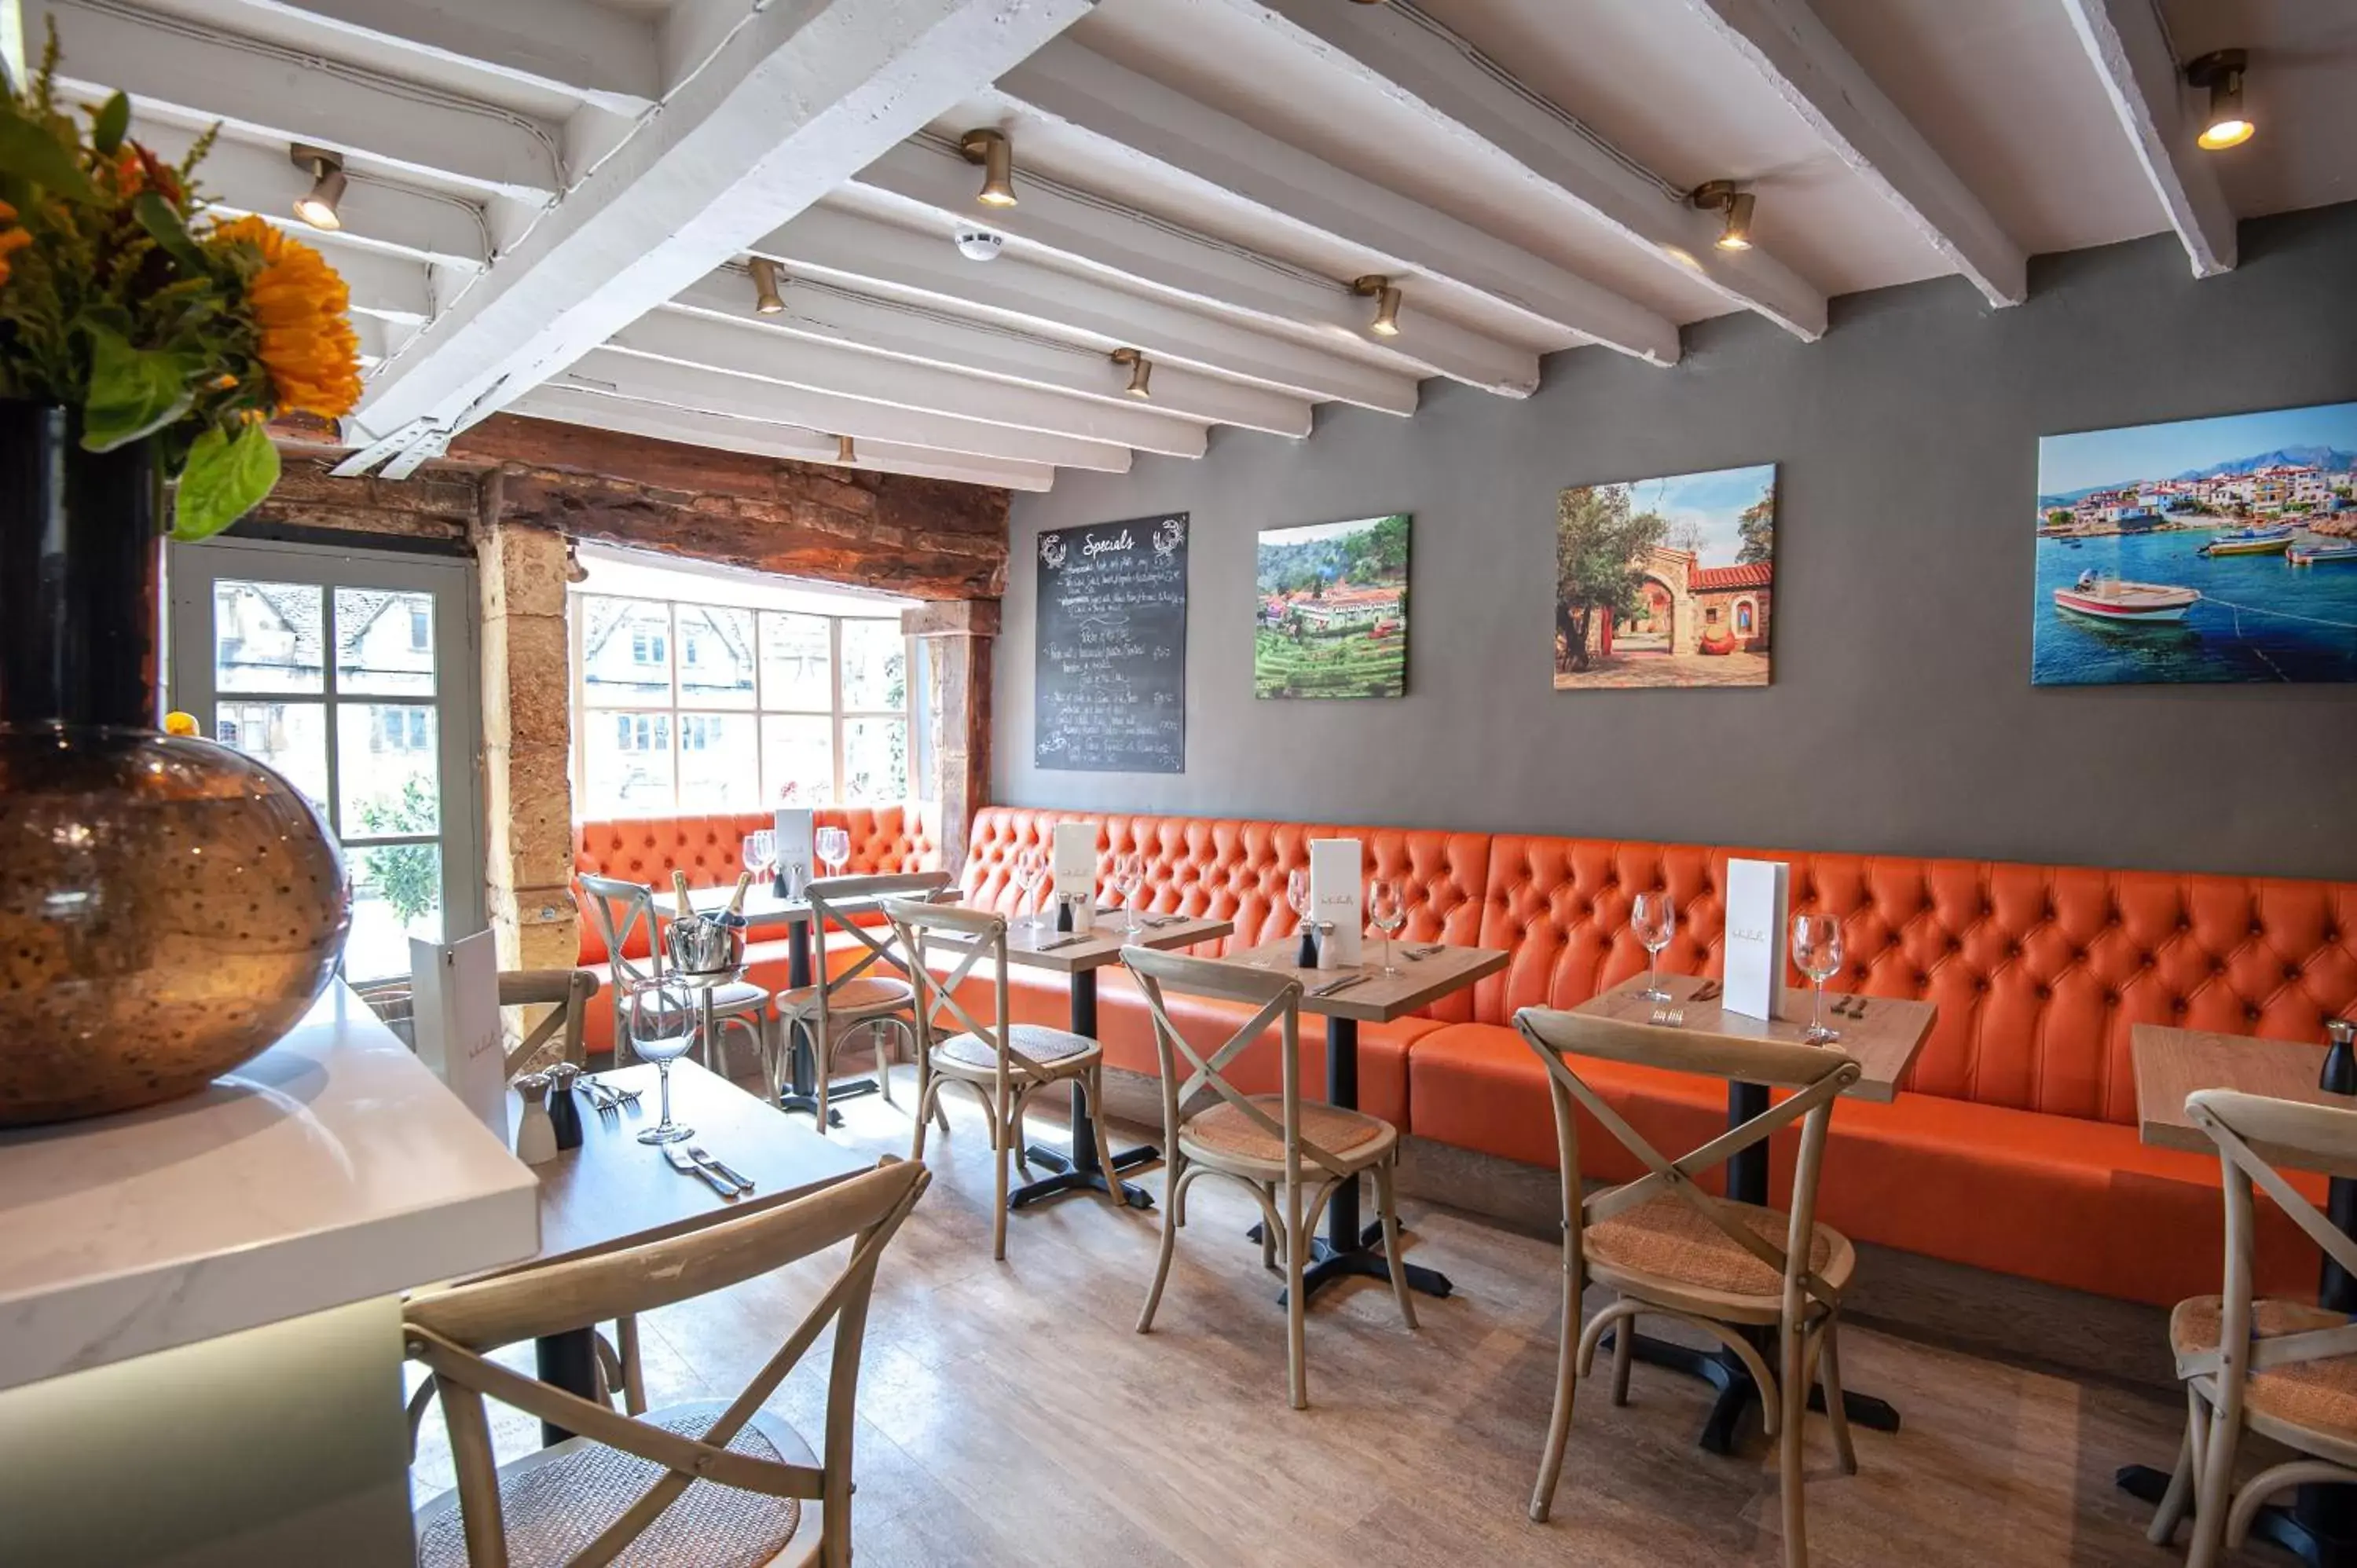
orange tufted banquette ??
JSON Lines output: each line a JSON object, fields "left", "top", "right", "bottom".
{"left": 955, "top": 807, "right": 2357, "bottom": 1309}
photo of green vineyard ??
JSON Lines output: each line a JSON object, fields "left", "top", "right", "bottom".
{"left": 1255, "top": 513, "right": 1409, "bottom": 699}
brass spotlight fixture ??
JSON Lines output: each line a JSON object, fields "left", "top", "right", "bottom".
{"left": 748, "top": 257, "right": 786, "bottom": 315}
{"left": 2187, "top": 49, "right": 2254, "bottom": 150}
{"left": 1110, "top": 347, "right": 1153, "bottom": 399}
{"left": 1351, "top": 274, "right": 1402, "bottom": 337}
{"left": 836, "top": 434, "right": 856, "bottom": 465}
{"left": 290, "top": 145, "right": 346, "bottom": 231}
{"left": 1689, "top": 180, "right": 1755, "bottom": 251}
{"left": 960, "top": 128, "right": 1018, "bottom": 208}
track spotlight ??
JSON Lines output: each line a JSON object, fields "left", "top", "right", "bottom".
{"left": 1689, "top": 180, "right": 1755, "bottom": 251}
{"left": 836, "top": 434, "right": 856, "bottom": 465}
{"left": 748, "top": 257, "right": 786, "bottom": 314}
{"left": 1351, "top": 275, "right": 1402, "bottom": 337}
{"left": 960, "top": 128, "right": 1018, "bottom": 208}
{"left": 1111, "top": 347, "right": 1153, "bottom": 399}
{"left": 290, "top": 145, "right": 346, "bottom": 231}
{"left": 2187, "top": 49, "right": 2254, "bottom": 150}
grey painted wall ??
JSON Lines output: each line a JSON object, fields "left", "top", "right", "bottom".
{"left": 997, "top": 205, "right": 2357, "bottom": 881}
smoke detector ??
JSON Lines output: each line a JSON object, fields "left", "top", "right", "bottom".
{"left": 955, "top": 227, "right": 1004, "bottom": 262}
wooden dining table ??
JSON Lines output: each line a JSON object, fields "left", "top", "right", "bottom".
{"left": 1571, "top": 972, "right": 1936, "bottom": 1455}
{"left": 2115, "top": 1024, "right": 2357, "bottom": 1568}
{"left": 1204, "top": 937, "right": 1508, "bottom": 1305}
{"left": 485, "top": 1058, "right": 870, "bottom": 1445}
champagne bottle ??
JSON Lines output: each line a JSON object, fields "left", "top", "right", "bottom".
{"left": 724, "top": 871, "right": 753, "bottom": 918}
{"left": 671, "top": 869, "right": 695, "bottom": 921}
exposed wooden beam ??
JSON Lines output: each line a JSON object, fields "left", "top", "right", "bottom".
{"left": 2057, "top": 0, "right": 2236, "bottom": 277}
{"left": 1673, "top": 0, "right": 2029, "bottom": 306}
{"left": 35, "top": 0, "right": 564, "bottom": 200}
{"left": 1232, "top": 0, "right": 1827, "bottom": 341}
{"left": 667, "top": 271, "right": 1313, "bottom": 438}
{"left": 616, "top": 306, "right": 1208, "bottom": 458}
{"left": 759, "top": 203, "right": 1422, "bottom": 414}
{"left": 502, "top": 387, "right": 1055, "bottom": 492}
{"left": 344, "top": 0, "right": 1093, "bottom": 464}
{"left": 568, "top": 346, "right": 1132, "bottom": 473}
{"left": 852, "top": 140, "right": 1541, "bottom": 395}
{"left": 998, "top": 41, "right": 1681, "bottom": 365}
{"left": 239, "top": 0, "right": 660, "bottom": 115}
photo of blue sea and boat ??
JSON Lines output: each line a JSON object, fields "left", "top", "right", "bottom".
{"left": 2033, "top": 401, "right": 2357, "bottom": 685}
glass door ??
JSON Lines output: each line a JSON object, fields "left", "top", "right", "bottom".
{"left": 167, "top": 536, "right": 485, "bottom": 983}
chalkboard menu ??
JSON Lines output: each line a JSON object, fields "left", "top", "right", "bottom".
{"left": 1034, "top": 513, "right": 1188, "bottom": 774}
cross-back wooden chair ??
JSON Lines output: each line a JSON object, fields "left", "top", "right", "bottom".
{"left": 1514, "top": 1006, "right": 1863, "bottom": 1568}
{"left": 407, "top": 1156, "right": 929, "bottom": 1568}
{"left": 578, "top": 872, "right": 768, "bottom": 1079}
{"left": 1123, "top": 946, "right": 1417, "bottom": 1410}
{"left": 780, "top": 872, "right": 953, "bottom": 1133}
{"left": 498, "top": 968, "right": 599, "bottom": 1079}
{"left": 2146, "top": 1088, "right": 2357, "bottom": 1567}
{"left": 882, "top": 896, "right": 1117, "bottom": 1261}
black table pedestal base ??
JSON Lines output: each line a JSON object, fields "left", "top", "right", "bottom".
{"left": 1010, "top": 1140, "right": 1158, "bottom": 1211}
{"left": 1608, "top": 1328, "right": 1901, "bottom": 1456}
{"left": 2117, "top": 1464, "right": 2357, "bottom": 1566}
{"left": 534, "top": 1328, "right": 599, "bottom": 1447}
{"left": 1258, "top": 1218, "right": 1453, "bottom": 1306}
{"left": 776, "top": 1074, "right": 878, "bottom": 1127}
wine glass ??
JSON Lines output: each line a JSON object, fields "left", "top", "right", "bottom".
{"left": 1014, "top": 849, "right": 1047, "bottom": 932}
{"left": 1631, "top": 891, "right": 1676, "bottom": 1002}
{"left": 741, "top": 829, "right": 774, "bottom": 881}
{"left": 1113, "top": 853, "right": 1146, "bottom": 935}
{"left": 1369, "top": 878, "right": 1407, "bottom": 975}
{"left": 1793, "top": 914, "right": 1845, "bottom": 1045}
{"left": 626, "top": 981, "right": 697, "bottom": 1145}
{"left": 1287, "top": 868, "right": 1312, "bottom": 934}
{"left": 816, "top": 825, "right": 850, "bottom": 880}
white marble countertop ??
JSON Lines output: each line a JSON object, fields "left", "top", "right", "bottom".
{"left": 0, "top": 984, "right": 540, "bottom": 1392}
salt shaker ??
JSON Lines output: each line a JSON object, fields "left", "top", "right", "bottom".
{"left": 547, "top": 1062, "right": 585, "bottom": 1152}
{"left": 1313, "top": 920, "right": 1340, "bottom": 971}
{"left": 515, "top": 1073, "right": 558, "bottom": 1166}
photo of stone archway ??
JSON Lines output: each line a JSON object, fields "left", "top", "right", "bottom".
{"left": 1554, "top": 464, "right": 1776, "bottom": 690}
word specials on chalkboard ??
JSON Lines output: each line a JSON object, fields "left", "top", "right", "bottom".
{"left": 1034, "top": 513, "right": 1189, "bottom": 774}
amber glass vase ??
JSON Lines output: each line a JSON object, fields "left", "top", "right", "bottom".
{"left": 0, "top": 403, "right": 351, "bottom": 1127}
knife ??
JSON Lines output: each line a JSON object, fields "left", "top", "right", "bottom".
{"left": 691, "top": 1147, "right": 754, "bottom": 1193}
{"left": 1312, "top": 973, "right": 1371, "bottom": 998}
{"left": 1036, "top": 932, "right": 1090, "bottom": 951}
{"left": 665, "top": 1144, "right": 739, "bottom": 1196}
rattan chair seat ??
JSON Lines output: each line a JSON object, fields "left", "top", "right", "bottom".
{"left": 1181, "top": 1096, "right": 1391, "bottom": 1167}
{"left": 2172, "top": 1295, "right": 2357, "bottom": 1438}
{"left": 774, "top": 976, "right": 912, "bottom": 1018}
{"left": 695, "top": 980, "right": 769, "bottom": 1016}
{"left": 935, "top": 1023, "right": 1095, "bottom": 1072}
{"left": 1585, "top": 1193, "right": 1853, "bottom": 1302}
{"left": 413, "top": 1403, "right": 804, "bottom": 1568}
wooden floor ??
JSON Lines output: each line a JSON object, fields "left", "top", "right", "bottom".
{"left": 411, "top": 1068, "right": 2238, "bottom": 1566}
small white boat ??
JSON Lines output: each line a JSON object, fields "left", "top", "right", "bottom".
{"left": 2053, "top": 571, "right": 2200, "bottom": 622}
{"left": 2199, "top": 525, "right": 2297, "bottom": 558}
{"left": 2289, "top": 541, "right": 2357, "bottom": 567}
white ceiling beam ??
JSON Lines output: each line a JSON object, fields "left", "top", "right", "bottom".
{"left": 34, "top": 0, "right": 563, "bottom": 200}
{"left": 346, "top": 0, "right": 1094, "bottom": 456}
{"left": 238, "top": 0, "right": 659, "bottom": 115}
{"left": 508, "top": 386, "right": 1056, "bottom": 491}
{"left": 2056, "top": 0, "right": 2235, "bottom": 277}
{"left": 1673, "top": 0, "right": 2028, "bottom": 306}
{"left": 759, "top": 204, "right": 1421, "bottom": 414}
{"left": 852, "top": 140, "right": 1539, "bottom": 396}
{"left": 618, "top": 306, "right": 1208, "bottom": 458}
{"left": 570, "top": 346, "right": 1132, "bottom": 473}
{"left": 668, "top": 271, "right": 1313, "bottom": 438}
{"left": 998, "top": 42, "right": 1680, "bottom": 365}
{"left": 313, "top": 243, "right": 435, "bottom": 323}
{"left": 1233, "top": 0, "right": 1827, "bottom": 342}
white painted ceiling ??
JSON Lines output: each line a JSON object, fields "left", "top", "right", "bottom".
{"left": 29, "top": 0, "right": 2353, "bottom": 494}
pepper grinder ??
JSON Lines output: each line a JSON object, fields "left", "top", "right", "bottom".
{"left": 547, "top": 1062, "right": 585, "bottom": 1152}
{"left": 515, "top": 1073, "right": 558, "bottom": 1166}
{"left": 1296, "top": 917, "right": 1320, "bottom": 969}
{"left": 2325, "top": 1019, "right": 2357, "bottom": 1096}
{"left": 1056, "top": 892, "right": 1075, "bottom": 933}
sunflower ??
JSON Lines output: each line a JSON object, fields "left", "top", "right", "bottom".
{"left": 0, "top": 201, "right": 29, "bottom": 288}
{"left": 209, "top": 214, "right": 362, "bottom": 419}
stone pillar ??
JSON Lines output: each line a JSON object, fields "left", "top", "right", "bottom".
{"left": 476, "top": 502, "right": 579, "bottom": 974}
{"left": 903, "top": 599, "right": 999, "bottom": 877}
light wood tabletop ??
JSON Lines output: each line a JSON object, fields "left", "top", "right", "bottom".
{"left": 683, "top": 885, "right": 813, "bottom": 930}
{"left": 2131, "top": 1024, "right": 2357, "bottom": 1169}
{"left": 486, "top": 1059, "right": 870, "bottom": 1276}
{"left": 931, "top": 913, "right": 1234, "bottom": 973}
{"left": 1570, "top": 973, "right": 1935, "bottom": 1104}
{"left": 1210, "top": 939, "right": 1509, "bottom": 1024}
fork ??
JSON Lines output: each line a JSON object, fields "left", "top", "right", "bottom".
{"left": 688, "top": 1145, "right": 754, "bottom": 1194}
{"left": 588, "top": 1075, "right": 642, "bottom": 1107}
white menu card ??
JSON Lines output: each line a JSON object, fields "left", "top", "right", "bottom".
{"left": 1309, "top": 838, "right": 1364, "bottom": 966}
{"left": 773, "top": 807, "right": 813, "bottom": 893}
{"left": 1723, "top": 858, "right": 1790, "bottom": 1022}
{"left": 410, "top": 929, "right": 508, "bottom": 1143}
{"left": 1053, "top": 821, "right": 1098, "bottom": 933}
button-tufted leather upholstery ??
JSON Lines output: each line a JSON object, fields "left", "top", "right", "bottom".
{"left": 961, "top": 807, "right": 2357, "bottom": 1307}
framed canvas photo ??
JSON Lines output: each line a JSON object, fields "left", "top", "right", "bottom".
{"left": 1255, "top": 513, "right": 1409, "bottom": 699}
{"left": 1555, "top": 465, "right": 1775, "bottom": 690}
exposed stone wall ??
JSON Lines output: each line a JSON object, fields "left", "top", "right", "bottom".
{"left": 476, "top": 501, "right": 579, "bottom": 974}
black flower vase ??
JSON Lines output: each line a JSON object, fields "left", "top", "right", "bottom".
{"left": 0, "top": 402, "right": 352, "bottom": 1126}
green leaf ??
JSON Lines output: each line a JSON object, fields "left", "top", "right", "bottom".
{"left": 80, "top": 322, "right": 194, "bottom": 452}
{"left": 0, "top": 106, "right": 99, "bottom": 204}
{"left": 90, "top": 93, "right": 129, "bottom": 157}
{"left": 132, "top": 190, "right": 203, "bottom": 269}
{"left": 170, "top": 419, "right": 279, "bottom": 541}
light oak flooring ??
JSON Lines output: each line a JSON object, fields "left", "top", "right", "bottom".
{"left": 411, "top": 1068, "right": 2246, "bottom": 1566}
